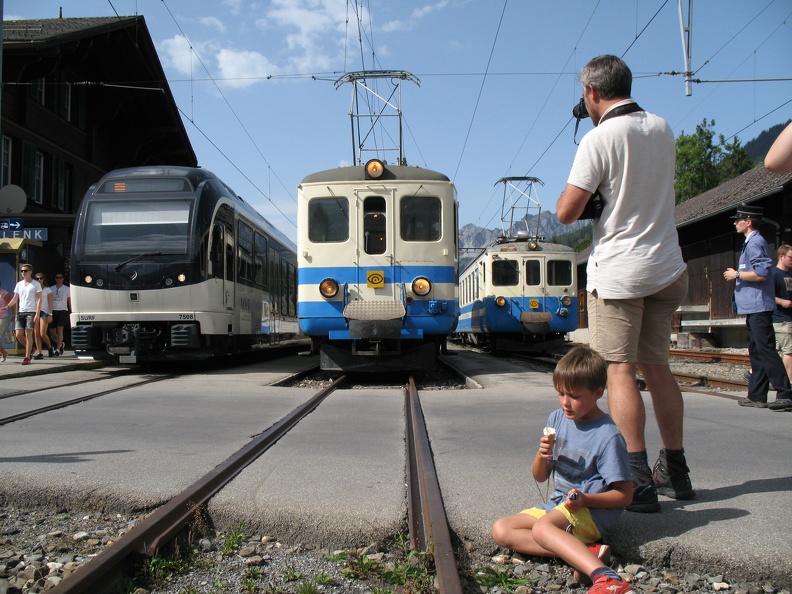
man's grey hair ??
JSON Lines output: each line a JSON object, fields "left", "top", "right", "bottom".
{"left": 580, "top": 55, "right": 632, "bottom": 100}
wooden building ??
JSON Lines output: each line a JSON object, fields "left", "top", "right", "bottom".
{"left": 1, "top": 15, "right": 196, "bottom": 276}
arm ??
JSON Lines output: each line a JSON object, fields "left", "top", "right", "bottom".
{"left": 531, "top": 435, "right": 554, "bottom": 483}
{"left": 556, "top": 184, "right": 593, "bottom": 225}
{"left": 724, "top": 268, "right": 767, "bottom": 282}
{"left": 564, "top": 480, "right": 633, "bottom": 511}
{"left": 765, "top": 122, "right": 792, "bottom": 174}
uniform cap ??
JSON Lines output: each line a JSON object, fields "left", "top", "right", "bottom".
{"left": 731, "top": 204, "right": 763, "bottom": 220}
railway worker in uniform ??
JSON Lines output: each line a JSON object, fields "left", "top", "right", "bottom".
{"left": 556, "top": 55, "right": 693, "bottom": 514}
{"left": 1, "top": 264, "right": 42, "bottom": 365}
{"left": 771, "top": 244, "right": 792, "bottom": 384}
{"left": 724, "top": 206, "right": 792, "bottom": 411}
{"left": 492, "top": 346, "right": 634, "bottom": 594}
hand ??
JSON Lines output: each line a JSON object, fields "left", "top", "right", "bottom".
{"left": 538, "top": 435, "right": 555, "bottom": 460}
{"left": 724, "top": 268, "right": 738, "bottom": 282}
{"left": 564, "top": 489, "right": 584, "bottom": 511}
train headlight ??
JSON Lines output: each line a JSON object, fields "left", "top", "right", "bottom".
{"left": 528, "top": 241, "right": 538, "bottom": 250}
{"left": 84, "top": 275, "right": 93, "bottom": 285}
{"left": 177, "top": 273, "right": 187, "bottom": 283}
{"left": 95, "top": 278, "right": 104, "bottom": 288}
{"left": 495, "top": 296, "right": 507, "bottom": 307}
{"left": 319, "top": 278, "right": 339, "bottom": 298}
{"left": 165, "top": 277, "right": 174, "bottom": 287}
{"left": 561, "top": 295, "right": 572, "bottom": 306}
{"left": 412, "top": 277, "right": 431, "bottom": 296}
{"left": 365, "top": 159, "right": 385, "bottom": 179}
{"left": 558, "top": 308, "right": 570, "bottom": 318}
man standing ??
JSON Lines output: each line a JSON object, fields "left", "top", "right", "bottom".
{"left": 49, "top": 272, "right": 71, "bottom": 355}
{"left": 557, "top": 55, "right": 693, "bottom": 513}
{"left": 1, "top": 264, "right": 42, "bottom": 365}
{"left": 725, "top": 207, "right": 792, "bottom": 411}
{"left": 772, "top": 245, "right": 792, "bottom": 383}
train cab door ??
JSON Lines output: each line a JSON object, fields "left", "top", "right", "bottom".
{"left": 353, "top": 191, "right": 398, "bottom": 302}
{"left": 522, "top": 255, "right": 542, "bottom": 308}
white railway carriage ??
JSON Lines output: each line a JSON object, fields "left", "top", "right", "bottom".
{"left": 70, "top": 166, "right": 301, "bottom": 363}
{"left": 297, "top": 159, "right": 458, "bottom": 371}
{"left": 456, "top": 235, "right": 578, "bottom": 351}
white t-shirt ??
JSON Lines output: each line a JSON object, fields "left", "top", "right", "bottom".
{"left": 51, "top": 284, "right": 70, "bottom": 312}
{"left": 14, "top": 279, "right": 42, "bottom": 313}
{"left": 567, "top": 100, "right": 686, "bottom": 299}
{"left": 40, "top": 286, "right": 53, "bottom": 314}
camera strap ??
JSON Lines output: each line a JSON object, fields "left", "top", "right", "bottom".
{"left": 597, "top": 101, "right": 643, "bottom": 125}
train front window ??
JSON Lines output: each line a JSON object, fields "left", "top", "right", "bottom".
{"left": 363, "top": 196, "right": 387, "bottom": 255}
{"left": 401, "top": 196, "right": 441, "bottom": 241}
{"left": 492, "top": 259, "right": 519, "bottom": 286}
{"left": 548, "top": 260, "right": 572, "bottom": 286}
{"left": 80, "top": 199, "right": 192, "bottom": 258}
{"left": 309, "top": 197, "right": 349, "bottom": 242}
{"left": 526, "top": 260, "right": 541, "bottom": 286}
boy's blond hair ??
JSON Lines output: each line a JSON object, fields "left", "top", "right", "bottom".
{"left": 552, "top": 345, "right": 608, "bottom": 393}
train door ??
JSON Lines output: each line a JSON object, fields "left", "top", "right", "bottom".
{"left": 211, "top": 204, "right": 235, "bottom": 314}
{"left": 523, "top": 255, "right": 543, "bottom": 309}
{"left": 353, "top": 191, "right": 398, "bottom": 301}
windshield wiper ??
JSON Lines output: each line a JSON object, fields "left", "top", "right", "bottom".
{"left": 114, "top": 252, "right": 163, "bottom": 272}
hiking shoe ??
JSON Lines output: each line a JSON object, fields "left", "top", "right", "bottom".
{"left": 768, "top": 398, "right": 792, "bottom": 411}
{"left": 588, "top": 576, "right": 635, "bottom": 594}
{"left": 627, "top": 469, "right": 659, "bottom": 513}
{"left": 574, "top": 543, "right": 611, "bottom": 585}
{"left": 738, "top": 398, "right": 767, "bottom": 408}
{"left": 653, "top": 450, "right": 695, "bottom": 500}
{"left": 22, "top": 357, "right": 30, "bottom": 365}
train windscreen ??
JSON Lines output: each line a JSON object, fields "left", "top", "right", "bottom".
{"left": 78, "top": 199, "right": 193, "bottom": 258}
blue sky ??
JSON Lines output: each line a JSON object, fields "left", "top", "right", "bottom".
{"left": 7, "top": 0, "right": 792, "bottom": 244}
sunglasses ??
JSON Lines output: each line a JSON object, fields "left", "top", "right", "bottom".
{"left": 35, "top": 276, "right": 44, "bottom": 280}
{"left": 20, "top": 269, "right": 31, "bottom": 273}
{"left": 56, "top": 276, "right": 64, "bottom": 279}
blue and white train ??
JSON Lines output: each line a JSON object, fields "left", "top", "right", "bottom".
{"left": 297, "top": 159, "right": 459, "bottom": 371}
{"left": 455, "top": 233, "right": 578, "bottom": 351}
{"left": 70, "top": 166, "right": 301, "bottom": 363}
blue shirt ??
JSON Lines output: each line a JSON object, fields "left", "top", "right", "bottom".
{"left": 734, "top": 231, "right": 775, "bottom": 315}
{"left": 538, "top": 408, "right": 631, "bottom": 542}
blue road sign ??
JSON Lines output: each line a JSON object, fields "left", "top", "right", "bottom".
{"left": 0, "top": 218, "right": 23, "bottom": 231}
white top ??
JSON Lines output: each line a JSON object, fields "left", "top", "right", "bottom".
{"left": 51, "top": 284, "right": 71, "bottom": 312}
{"left": 567, "top": 100, "right": 686, "bottom": 299}
{"left": 40, "top": 286, "right": 52, "bottom": 314}
{"left": 14, "top": 279, "right": 42, "bottom": 313}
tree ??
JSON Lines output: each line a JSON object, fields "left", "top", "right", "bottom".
{"left": 674, "top": 119, "right": 755, "bottom": 203}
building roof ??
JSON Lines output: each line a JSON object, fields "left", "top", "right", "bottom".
{"left": 3, "top": 16, "right": 134, "bottom": 45}
{"left": 675, "top": 166, "right": 792, "bottom": 227}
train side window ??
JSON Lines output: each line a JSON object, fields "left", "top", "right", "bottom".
{"left": 237, "top": 221, "right": 254, "bottom": 283}
{"left": 548, "top": 260, "right": 572, "bottom": 286}
{"left": 363, "top": 196, "right": 387, "bottom": 255}
{"left": 209, "top": 224, "right": 223, "bottom": 278}
{"left": 492, "top": 259, "right": 519, "bottom": 286}
{"left": 255, "top": 233, "right": 268, "bottom": 289}
{"left": 525, "top": 260, "right": 541, "bottom": 286}
{"left": 309, "top": 197, "right": 349, "bottom": 242}
{"left": 401, "top": 196, "right": 441, "bottom": 241}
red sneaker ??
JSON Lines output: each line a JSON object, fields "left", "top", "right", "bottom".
{"left": 574, "top": 542, "right": 611, "bottom": 584}
{"left": 588, "top": 576, "right": 635, "bottom": 594}
{"left": 22, "top": 357, "right": 31, "bottom": 365}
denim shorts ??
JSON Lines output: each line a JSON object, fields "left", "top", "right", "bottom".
{"left": 15, "top": 312, "right": 36, "bottom": 331}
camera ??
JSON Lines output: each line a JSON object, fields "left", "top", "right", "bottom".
{"left": 572, "top": 97, "right": 589, "bottom": 120}
{"left": 578, "top": 191, "right": 605, "bottom": 221}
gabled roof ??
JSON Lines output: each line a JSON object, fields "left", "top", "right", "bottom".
{"left": 675, "top": 166, "right": 792, "bottom": 227}
{"left": 3, "top": 16, "right": 133, "bottom": 45}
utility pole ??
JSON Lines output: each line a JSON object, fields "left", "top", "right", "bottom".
{"left": 677, "top": 0, "right": 694, "bottom": 96}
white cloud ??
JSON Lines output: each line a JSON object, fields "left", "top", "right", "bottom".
{"left": 198, "top": 16, "right": 226, "bottom": 34}
{"left": 216, "top": 48, "right": 281, "bottom": 88}
{"left": 159, "top": 35, "right": 196, "bottom": 77}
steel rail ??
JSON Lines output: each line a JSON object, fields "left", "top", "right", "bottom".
{"left": 0, "top": 375, "right": 173, "bottom": 426}
{"left": 668, "top": 349, "right": 750, "bottom": 365}
{"left": 405, "top": 376, "right": 464, "bottom": 594}
{"left": 48, "top": 375, "right": 347, "bottom": 594}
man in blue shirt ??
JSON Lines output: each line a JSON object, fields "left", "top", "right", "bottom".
{"left": 724, "top": 204, "right": 792, "bottom": 410}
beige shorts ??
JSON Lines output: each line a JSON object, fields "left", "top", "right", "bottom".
{"left": 520, "top": 505, "right": 602, "bottom": 544}
{"left": 774, "top": 321, "right": 792, "bottom": 355}
{"left": 588, "top": 271, "right": 688, "bottom": 365}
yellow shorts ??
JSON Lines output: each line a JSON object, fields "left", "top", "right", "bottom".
{"left": 520, "top": 505, "right": 602, "bottom": 544}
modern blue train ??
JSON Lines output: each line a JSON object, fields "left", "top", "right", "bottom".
{"left": 455, "top": 233, "right": 578, "bottom": 351}
{"left": 297, "top": 159, "right": 459, "bottom": 371}
{"left": 69, "top": 166, "right": 301, "bottom": 363}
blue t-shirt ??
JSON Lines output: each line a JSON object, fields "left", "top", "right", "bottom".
{"left": 771, "top": 266, "right": 792, "bottom": 323}
{"left": 537, "top": 408, "right": 631, "bottom": 542}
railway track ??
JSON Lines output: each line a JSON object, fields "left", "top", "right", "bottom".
{"left": 46, "top": 374, "right": 467, "bottom": 594}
